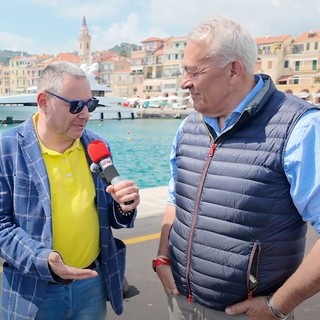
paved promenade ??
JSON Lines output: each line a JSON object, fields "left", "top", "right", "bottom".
{"left": 137, "top": 186, "right": 168, "bottom": 218}
{"left": 136, "top": 186, "right": 320, "bottom": 320}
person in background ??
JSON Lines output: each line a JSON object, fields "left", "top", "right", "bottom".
{"left": 153, "top": 15, "right": 320, "bottom": 320}
{"left": 0, "top": 61, "right": 140, "bottom": 320}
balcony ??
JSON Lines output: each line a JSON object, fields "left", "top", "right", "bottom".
{"left": 143, "top": 88, "right": 161, "bottom": 93}
{"left": 130, "top": 71, "right": 144, "bottom": 75}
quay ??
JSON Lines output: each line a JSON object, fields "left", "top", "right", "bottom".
{"left": 136, "top": 107, "right": 192, "bottom": 119}
{"left": 137, "top": 186, "right": 168, "bottom": 218}
{"left": 112, "top": 186, "right": 320, "bottom": 320}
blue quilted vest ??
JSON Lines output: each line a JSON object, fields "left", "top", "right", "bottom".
{"left": 169, "top": 75, "right": 316, "bottom": 310}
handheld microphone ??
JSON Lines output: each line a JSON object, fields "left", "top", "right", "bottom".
{"left": 88, "top": 140, "right": 134, "bottom": 205}
{"left": 90, "top": 162, "right": 105, "bottom": 180}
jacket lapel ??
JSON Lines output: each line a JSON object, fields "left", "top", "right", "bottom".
{"left": 17, "top": 117, "right": 51, "bottom": 217}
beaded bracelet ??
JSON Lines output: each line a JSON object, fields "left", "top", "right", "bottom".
{"left": 266, "top": 294, "right": 288, "bottom": 320}
{"left": 116, "top": 203, "right": 135, "bottom": 217}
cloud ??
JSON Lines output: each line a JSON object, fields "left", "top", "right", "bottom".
{"left": 145, "top": 0, "right": 320, "bottom": 38}
{"left": 0, "top": 32, "right": 35, "bottom": 52}
{"left": 91, "top": 13, "right": 168, "bottom": 50}
{"left": 29, "top": 0, "right": 128, "bottom": 20}
{"left": 1, "top": 0, "right": 320, "bottom": 55}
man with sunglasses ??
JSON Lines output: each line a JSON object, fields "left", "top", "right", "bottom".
{"left": 0, "top": 61, "right": 140, "bottom": 320}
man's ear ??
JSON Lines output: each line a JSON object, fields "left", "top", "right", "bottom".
{"left": 230, "top": 61, "right": 241, "bottom": 77}
{"left": 37, "top": 92, "right": 47, "bottom": 111}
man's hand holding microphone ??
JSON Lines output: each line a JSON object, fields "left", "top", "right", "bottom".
{"left": 88, "top": 140, "right": 140, "bottom": 212}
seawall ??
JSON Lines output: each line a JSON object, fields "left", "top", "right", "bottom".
{"left": 136, "top": 108, "right": 192, "bottom": 119}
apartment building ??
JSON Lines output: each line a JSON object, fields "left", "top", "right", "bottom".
{"left": 0, "top": 64, "right": 10, "bottom": 95}
{"left": 130, "top": 35, "right": 187, "bottom": 100}
{"left": 138, "top": 36, "right": 165, "bottom": 97}
{"left": 9, "top": 55, "right": 32, "bottom": 94}
{"left": 95, "top": 53, "right": 132, "bottom": 97}
{"left": 162, "top": 36, "right": 187, "bottom": 97}
{"left": 25, "top": 54, "right": 53, "bottom": 91}
{"left": 278, "top": 30, "right": 320, "bottom": 103}
{"left": 256, "top": 34, "right": 294, "bottom": 82}
{"left": 254, "top": 30, "right": 320, "bottom": 104}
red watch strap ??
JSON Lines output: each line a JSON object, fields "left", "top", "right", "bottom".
{"left": 152, "top": 257, "right": 171, "bottom": 272}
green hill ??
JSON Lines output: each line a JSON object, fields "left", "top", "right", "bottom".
{"left": 0, "top": 50, "right": 30, "bottom": 64}
{"left": 108, "top": 43, "right": 141, "bottom": 57}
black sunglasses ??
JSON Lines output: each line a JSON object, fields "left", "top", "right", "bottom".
{"left": 45, "top": 91, "right": 99, "bottom": 114}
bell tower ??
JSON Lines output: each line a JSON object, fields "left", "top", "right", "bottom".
{"left": 78, "top": 16, "right": 91, "bottom": 64}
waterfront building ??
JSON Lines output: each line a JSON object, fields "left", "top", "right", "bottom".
{"left": 256, "top": 34, "right": 294, "bottom": 83}
{"left": 130, "top": 35, "right": 187, "bottom": 100}
{"left": 130, "top": 47, "right": 145, "bottom": 98}
{"left": 0, "top": 64, "right": 10, "bottom": 95}
{"left": 93, "top": 52, "right": 132, "bottom": 97}
{"left": 277, "top": 30, "right": 320, "bottom": 103}
{"left": 25, "top": 54, "right": 53, "bottom": 91}
{"left": 9, "top": 54, "right": 32, "bottom": 94}
{"left": 162, "top": 35, "right": 186, "bottom": 98}
{"left": 137, "top": 37, "right": 165, "bottom": 98}
{"left": 256, "top": 31, "right": 320, "bottom": 104}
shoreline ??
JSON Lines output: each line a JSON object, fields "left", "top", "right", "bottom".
{"left": 136, "top": 107, "right": 192, "bottom": 119}
{"left": 0, "top": 107, "right": 193, "bottom": 124}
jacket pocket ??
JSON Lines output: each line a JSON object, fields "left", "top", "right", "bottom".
{"left": 246, "top": 240, "right": 261, "bottom": 299}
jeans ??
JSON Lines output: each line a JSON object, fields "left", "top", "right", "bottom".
{"left": 167, "top": 294, "right": 294, "bottom": 320}
{"left": 35, "top": 272, "right": 106, "bottom": 320}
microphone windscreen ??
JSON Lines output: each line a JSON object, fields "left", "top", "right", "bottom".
{"left": 88, "top": 140, "right": 111, "bottom": 163}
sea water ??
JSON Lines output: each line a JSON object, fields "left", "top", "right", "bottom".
{"left": 0, "top": 118, "right": 183, "bottom": 189}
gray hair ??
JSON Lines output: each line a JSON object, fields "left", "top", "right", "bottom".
{"left": 188, "top": 15, "right": 257, "bottom": 74}
{"left": 37, "top": 61, "right": 87, "bottom": 93}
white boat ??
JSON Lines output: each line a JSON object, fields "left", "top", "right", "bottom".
{"left": 0, "top": 94, "right": 138, "bottom": 124}
{"left": 0, "top": 76, "right": 137, "bottom": 123}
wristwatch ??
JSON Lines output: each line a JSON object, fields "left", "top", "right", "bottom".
{"left": 152, "top": 256, "right": 171, "bottom": 272}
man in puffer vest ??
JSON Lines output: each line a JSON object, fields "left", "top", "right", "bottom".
{"left": 154, "top": 15, "right": 320, "bottom": 320}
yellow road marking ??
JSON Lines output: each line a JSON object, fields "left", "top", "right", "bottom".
{"left": 123, "top": 232, "right": 160, "bottom": 245}
{"left": 0, "top": 233, "right": 160, "bottom": 274}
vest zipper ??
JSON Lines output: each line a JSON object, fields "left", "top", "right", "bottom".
{"left": 246, "top": 240, "right": 261, "bottom": 299}
{"left": 185, "top": 142, "right": 217, "bottom": 304}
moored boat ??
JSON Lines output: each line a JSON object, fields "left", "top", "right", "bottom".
{"left": 0, "top": 89, "right": 137, "bottom": 124}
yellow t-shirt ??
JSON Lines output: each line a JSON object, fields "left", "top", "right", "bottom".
{"left": 34, "top": 116, "right": 100, "bottom": 267}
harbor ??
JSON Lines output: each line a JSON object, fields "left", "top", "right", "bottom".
{"left": 0, "top": 118, "right": 184, "bottom": 189}
{"left": 0, "top": 104, "right": 193, "bottom": 124}
{"left": 0, "top": 74, "right": 139, "bottom": 123}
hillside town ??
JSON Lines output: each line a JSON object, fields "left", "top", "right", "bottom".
{"left": 0, "top": 16, "right": 320, "bottom": 106}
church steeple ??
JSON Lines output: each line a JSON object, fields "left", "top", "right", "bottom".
{"left": 82, "top": 16, "right": 87, "bottom": 27}
{"left": 78, "top": 16, "right": 91, "bottom": 64}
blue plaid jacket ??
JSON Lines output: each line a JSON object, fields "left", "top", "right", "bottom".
{"left": 0, "top": 117, "right": 135, "bottom": 319}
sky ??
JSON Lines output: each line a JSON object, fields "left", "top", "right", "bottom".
{"left": 0, "top": 0, "right": 319, "bottom": 55}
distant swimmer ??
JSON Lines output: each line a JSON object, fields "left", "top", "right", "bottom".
{"left": 127, "top": 131, "right": 132, "bottom": 141}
